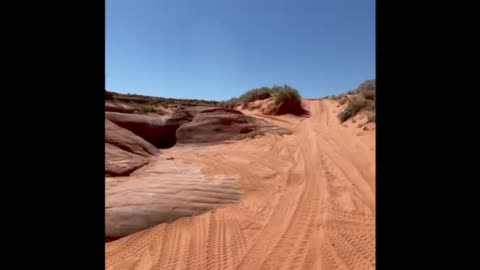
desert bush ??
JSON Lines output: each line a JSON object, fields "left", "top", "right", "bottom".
{"left": 332, "top": 94, "right": 345, "bottom": 101}
{"left": 347, "top": 96, "right": 367, "bottom": 112}
{"left": 365, "top": 99, "right": 375, "bottom": 111}
{"left": 338, "top": 97, "right": 348, "bottom": 105}
{"left": 356, "top": 80, "right": 376, "bottom": 100}
{"left": 367, "top": 113, "right": 376, "bottom": 123}
{"left": 337, "top": 96, "right": 367, "bottom": 122}
{"left": 138, "top": 105, "right": 155, "bottom": 114}
{"left": 238, "top": 87, "right": 275, "bottom": 104}
{"left": 338, "top": 111, "right": 352, "bottom": 122}
{"left": 147, "top": 99, "right": 161, "bottom": 106}
{"left": 222, "top": 97, "right": 240, "bottom": 108}
{"left": 225, "top": 84, "right": 302, "bottom": 106}
{"left": 273, "top": 85, "right": 301, "bottom": 105}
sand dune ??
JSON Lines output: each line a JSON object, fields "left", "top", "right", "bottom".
{"left": 106, "top": 99, "right": 375, "bottom": 270}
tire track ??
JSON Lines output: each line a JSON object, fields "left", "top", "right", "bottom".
{"left": 106, "top": 99, "right": 375, "bottom": 270}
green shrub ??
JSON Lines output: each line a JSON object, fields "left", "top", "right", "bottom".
{"left": 146, "top": 99, "right": 161, "bottom": 106}
{"left": 356, "top": 80, "right": 376, "bottom": 100}
{"left": 367, "top": 113, "right": 376, "bottom": 123}
{"left": 347, "top": 96, "right": 367, "bottom": 113}
{"left": 238, "top": 87, "right": 275, "bottom": 104}
{"left": 222, "top": 97, "right": 240, "bottom": 108}
{"left": 273, "top": 86, "right": 301, "bottom": 105}
{"left": 338, "top": 111, "right": 352, "bottom": 122}
{"left": 138, "top": 105, "right": 155, "bottom": 114}
{"left": 337, "top": 96, "right": 367, "bottom": 122}
{"left": 225, "top": 84, "right": 302, "bottom": 106}
{"left": 365, "top": 99, "right": 375, "bottom": 110}
{"left": 338, "top": 97, "right": 348, "bottom": 105}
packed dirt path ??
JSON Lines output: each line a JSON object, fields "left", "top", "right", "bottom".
{"left": 106, "top": 99, "right": 375, "bottom": 270}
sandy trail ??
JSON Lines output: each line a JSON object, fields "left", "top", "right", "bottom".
{"left": 106, "top": 99, "right": 375, "bottom": 270}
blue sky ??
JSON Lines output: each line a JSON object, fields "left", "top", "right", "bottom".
{"left": 106, "top": 0, "right": 375, "bottom": 101}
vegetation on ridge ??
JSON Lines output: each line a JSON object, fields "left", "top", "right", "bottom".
{"left": 222, "top": 85, "right": 302, "bottom": 108}
{"left": 336, "top": 80, "right": 376, "bottom": 124}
